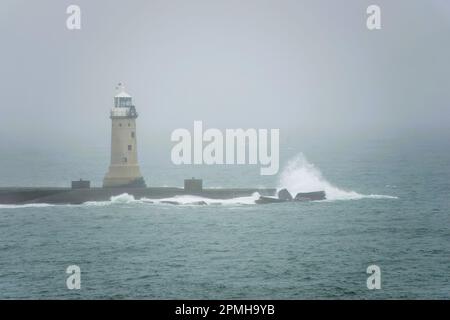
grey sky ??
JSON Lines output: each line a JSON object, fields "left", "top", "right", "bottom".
{"left": 1, "top": 0, "right": 449, "bottom": 153}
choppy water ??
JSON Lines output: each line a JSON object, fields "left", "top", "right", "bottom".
{"left": 0, "top": 138, "right": 449, "bottom": 299}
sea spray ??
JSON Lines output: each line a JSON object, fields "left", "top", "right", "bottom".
{"left": 0, "top": 203, "right": 57, "bottom": 209}
{"left": 0, "top": 160, "right": 397, "bottom": 210}
{"left": 82, "top": 193, "right": 261, "bottom": 207}
{"left": 278, "top": 153, "right": 397, "bottom": 201}
{"left": 110, "top": 193, "right": 137, "bottom": 203}
{"left": 146, "top": 193, "right": 261, "bottom": 206}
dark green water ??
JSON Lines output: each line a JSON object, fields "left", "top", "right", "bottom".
{"left": 0, "top": 137, "right": 448, "bottom": 299}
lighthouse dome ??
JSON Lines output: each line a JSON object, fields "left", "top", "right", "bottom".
{"left": 115, "top": 91, "right": 131, "bottom": 98}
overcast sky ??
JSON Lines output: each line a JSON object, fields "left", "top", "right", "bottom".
{"left": 1, "top": 0, "right": 449, "bottom": 154}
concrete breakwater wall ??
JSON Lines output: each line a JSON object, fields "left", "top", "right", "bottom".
{"left": 0, "top": 187, "right": 277, "bottom": 205}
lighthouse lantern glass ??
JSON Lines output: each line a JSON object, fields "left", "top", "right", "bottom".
{"left": 115, "top": 97, "right": 132, "bottom": 108}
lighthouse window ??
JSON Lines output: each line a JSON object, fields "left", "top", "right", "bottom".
{"left": 131, "top": 132, "right": 135, "bottom": 138}
{"left": 123, "top": 157, "right": 127, "bottom": 163}
{"left": 128, "top": 145, "right": 132, "bottom": 151}
{"left": 119, "top": 123, "right": 122, "bottom": 127}
{"left": 128, "top": 123, "right": 131, "bottom": 127}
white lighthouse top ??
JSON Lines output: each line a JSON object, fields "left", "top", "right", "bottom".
{"left": 111, "top": 83, "right": 138, "bottom": 118}
{"left": 114, "top": 82, "right": 131, "bottom": 98}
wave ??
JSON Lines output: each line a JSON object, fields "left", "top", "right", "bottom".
{"left": 0, "top": 203, "right": 57, "bottom": 209}
{"left": 82, "top": 193, "right": 140, "bottom": 207}
{"left": 0, "top": 155, "right": 396, "bottom": 209}
{"left": 83, "top": 192, "right": 261, "bottom": 207}
{"left": 277, "top": 153, "right": 397, "bottom": 201}
{"left": 0, "top": 193, "right": 261, "bottom": 209}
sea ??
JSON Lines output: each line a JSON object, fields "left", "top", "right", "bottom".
{"left": 0, "top": 135, "right": 449, "bottom": 299}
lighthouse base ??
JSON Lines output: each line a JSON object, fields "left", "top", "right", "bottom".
{"left": 103, "top": 177, "right": 146, "bottom": 188}
{"left": 103, "top": 165, "right": 146, "bottom": 188}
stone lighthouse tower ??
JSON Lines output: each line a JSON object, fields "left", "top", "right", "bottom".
{"left": 103, "top": 83, "right": 146, "bottom": 188}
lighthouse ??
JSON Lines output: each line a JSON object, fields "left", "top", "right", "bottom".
{"left": 103, "top": 83, "right": 146, "bottom": 188}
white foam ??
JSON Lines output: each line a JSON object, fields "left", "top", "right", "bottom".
{"left": 0, "top": 203, "right": 56, "bottom": 209}
{"left": 278, "top": 153, "right": 397, "bottom": 201}
{"left": 82, "top": 193, "right": 139, "bottom": 207}
{"left": 110, "top": 193, "right": 137, "bottom": 203}
{"left": 144, "top": 193, "right": 260, "bottom": 206}
{"left": 0, "top": 192, "right": 261, "bottom": 209}
{"left": 82, "top": 192, "right": 260, "bottom": 207}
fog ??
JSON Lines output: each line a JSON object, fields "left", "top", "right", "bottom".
{"left": 1, "top": 0, "right": 449, "bottom": 164}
